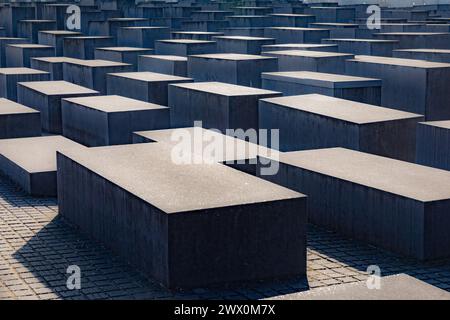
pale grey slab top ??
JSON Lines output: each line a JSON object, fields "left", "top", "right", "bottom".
{"left": 64, "top": 59, "right": 131, "bottom": 67}
{"left": 214, "top": 36, "right": 274, "bottom": 41}
{"left": 108, "top": 71, "right": 191, "bottom": 82}
{"left": 96, "top": 47, "right": 152, "bottom": 52}
{"left": 39, "top": 30, "right": 81, "bottom": 36}
{"left": 172, "top": 31, "right": 224, "bottom": 36}
{"left": 324, "top": 38, "right": 399, "bottom": 43}
{"left": 157, "top": 39, "right": 215, "bottom": 44}
{"left": 263, "top": 50, "right": 354, "bottom": 58}
{"left": 275, "top": 147, "right": 450, "bottom": 202}
{"left": 267, "top": 274, "right": 450, "bottom": 300}
{"left": 189, "top": 53, "right": 275, "bottom": 61}
{"left": 65, "top": 36, "right": 113, "bottom": 40}
{"left": 394, "top": 48, "right": 450, "bottom": 54}
{"left": 121, "top": 26, "right": 169, "bottom": 30}
{"left": 63, "top": 95, "right": 167, "bottom": 113}
{"left": 261, "top": 71, "right": 381, "bottom": 88}
{"left": 420, "top": 120, "right": 450, "bottom": 129}
{"left": 0, "top": 67, "right": 49, "bottom": 75}
{"left": 262, "top": 43, "right": 337, "bottom": 49}
{"left": 310, "top": 23, "right": 358, "bottom": 27}
{"left": 7, "top": 44, "right": 53, "bottom": 49}
{"left": 31, "top": 57, "right": 84, "bottom": 64}
{"left": 270, "top": 13, "right": 315, "bottom": 17}
{"left": 376, "top": 32, "right": 450, "bottom": 36}
{"left": 0, "top": 98, "right": 39, "bottom": 115}
{"left": 266, "top": 27, "right": 329, "bottom": 31}
{"left": 260, "top": 94, "right": 422, "bottom": 124}
{"left": 60, "top": 143, "right": 304, "bottom": 214}
{"left": 18, "top": 80, "right": 98, "bottom": 96}
{"left": 134, "top": 127, "right": 279, "bottom": 163}
{"left": 140, "top": 55, "right": 187, "bottom": 61}
{"left": 349, "top": 55, "right": 450, "bottom": 68}
{"left": 0, "top": 135, "right": 85, "bottom": 173}
{"left": 170, "top": 81, "right": 280, "bottom": 97}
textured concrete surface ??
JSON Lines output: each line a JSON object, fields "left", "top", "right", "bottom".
{"left": 0, "top": 98, "right": 41, "bottom": 139}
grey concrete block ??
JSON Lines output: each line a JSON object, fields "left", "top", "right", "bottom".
{"left": 38, "top": 30, "right": 81, "bottom": 56}
{"left": 188, "top": 53, "right": 277, "bottom": 88}
{"left": 0, "top": 38, "right": 29, "bottom": 68}
{"left": 393, "top": 49, "right": 450, "bottom": 63}
{"left": 181, "top": 20, "right": 230, "bottom": 32}
{"left": 191, "top": 10, "right": 234, "bottom": 20}
{"left": 259, "top": 147, "right": 450, "bottom": 260}
{"left": 374, "top": 32, "right": 450, "bottom": 49}
{"left": 30, "top": 57, "right": 83, "bottom": 81}
{"left": 322, "top": 39, "right": 399, "bottom": 57}
{"left": 155, "top": 39, "right": 217, "bottom": 56}
{"left": 214, "top": 36, "right": 275, "bottom": 55}
{"left": 17, "top": 20, "right": 56, "bottom": 43}
{"left": 0, "top": 98, "right": 41, "bottom": 139}
{"left": 57, "top": 142, "right": 306, "bottom": 288}
{"left": 0, "top": 6, "right": 35, "bottom": 36}
{"left": 264, "top": 27, "right": 331, "bottom": 44}
{"left": 261, "top": 43, "right": 338, "bottom": 52}
{"left": 309, "top": 23, "right": 360, "bottom": 38}
{"left": 345, "top": 56, "right": 450, "bottom": 120}
{"left": 5, "top": 44, "right": 55, "bottom": 68}
{"left": 63, "top": 36, "right": 115, "bottom": 60}
{"left": 0, "top": 67, "right": 50, "bottom": 101}
{"left": 62, "top": 59, "right": 133, "bottom": 94}
{"left": 0, "top": 135, "right": 84, "bottom": 197}
{"left": 172, "top": 31, "right": 224, "bottom": 41}
{"left": 117, "top": 26, "right": 171, "bottom": 48}
{"left": 62, "top": 95, "right": 170, "bottom": 146}
{"left": 264, "top": 50, "right": 353, "bottom": 73}
{"left": 259, "top": 94, "right": 423, "bottom": 161}
{"left": 262, "top": 71, "right": 381, "bottom": 105}
{"left": 227, "top": 15, "right": 272, "bottom": 28}
{"left": 107, "top": 71, "right": 192, "bottom": 105}
{"left": 305, "top": 6, "right": 355, "bottom": 23}
{"left": 416, "top": 121, "right": 450, "bottom": 171}
{"left": 94, "top": 47, "right": 154, "bottom": 70}
{"left": 169, "top": 81, "right": 280, "bottom": 131}
{"left": 138, "top": 55, "right": 188, "bottom": 77}
{"left": 270, "top": 14, "right": 316, "bottom": 27}
{"left": 17, "top": 80, "right": 99, "bottom": 134}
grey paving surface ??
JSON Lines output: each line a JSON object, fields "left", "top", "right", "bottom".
{"left": 1, "top": 174, "right": 450, "bottom": 300}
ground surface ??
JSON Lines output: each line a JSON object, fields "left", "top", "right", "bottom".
{"left": 1, "top": 175, "right": 450, "bottom": 300}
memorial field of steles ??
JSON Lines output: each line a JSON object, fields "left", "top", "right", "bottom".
{"left": 1, "top": 0, "right": 450, "bottom": 304}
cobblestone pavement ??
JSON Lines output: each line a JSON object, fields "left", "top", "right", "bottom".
{"left": 1, "top": 175, "right": 450, "bottom": 300}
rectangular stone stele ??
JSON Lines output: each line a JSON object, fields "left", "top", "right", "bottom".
{"left": 5, "top": 44, "right": 55, "bottom": 68}
{"left": 0, "top": 67, "right": 50, "bottom": 101}
{"left": 0, "top": 135, "right": 85, "bottom": 196}
{"left": 345, "top": 55, "right": 450, "bottom": 120}
{"left": 30, "top": 57, "right": 83, "bottom": 80}
{"left": 416, "top": 121, "right": 450, "bottom": 171}
{"left": 57, "top": 142, "right": 306, "bottom": 288}
{"left": 187, "top": 53, "right": 278, "bottom": 88}
{"left": 263, "top": 50, "right": 354, "bottom": 73}
{"left": 169, "top": 81, "right": 281, "bottom": 132}
{"left": 260, "top": 147, "right": 450, "bottom": 260}
{"left": 138, "top": 55, "right": 188, "bottom": 77}
{"left": 17, "top": 80, "right": 99, "bottom": 134}
{"left": 262, "top": 71, "right": 382, "bottom": 105}
{"left": 61, "top": 95, "right": 170, "bottom": 147}
{"left": 393, "top": 48, "right": 450, "bottom": 63}
{"left": 259, "top": 94, "right": 423, "bottom": 161}
{"left": 154, "top": 39, "right": 217, "bottom": 56}
{"left": 261, "top": 43, "right": 339, "bottom": 52}
{"left": 107, "top": 71, "right": 192, "bottom": 105}
{"left": 0, "top": 98, "right": 41, "bottom": 138}
{"left": 214, "top": 36, "right": 276, "bottom": 55}
{"left": 94, "top": 47, "right": 154, "bottom": 70}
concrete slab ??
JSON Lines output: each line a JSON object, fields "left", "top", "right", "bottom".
{"left": 0, "top": 98, "right": 41, "bottom": 139}
{"left": 261, "top": 71, "right": 381, "bottom": 105}
{"left": 188, "top": 53, "right": 277, "bottom": 88}
{"left": 30, "top": 57, "right": 83, "bottom": 81}
{"left": 0, "top": 135, "right": 84, "bottom": 196}
{"left": 138, "top": 55, "right": 188, "bottom": 77}
{"left": 94, "top": 47, "right": 154, "bottom": 70}
{"left": 416, "top": 121, "right": 450, "bottom": 171}
{"left": 270, "top": 14, "right": 316, "bottom": 27}
{"left": 171, "top": 31, "right": 224, "bottom": 41}
{"left": 5, "top": 44, "right": 55, "bottom": 68}
{"left": 264, "top": 27, "right": 331, "bottom": 44}
{"left": 309, "top": 23, "right": 360, "bottom": 38}
{"left": 374, "top": 32, "right": 450, "bottom": 49}
{"left": 0, "top": 38, "right": 29, "bottom": 68}
{"left": 221, "top": 27, "right": 265, "bottom": 37}
{"left": 57, "top": 142, "right": 306, "bottom": 288}
{"left": 261, "top": 43, "right": 338, "bottom": 52}
{"left": 393, "top": 48, "right": 450, "bottom": 63}
{"left": 214, "top": 36, "right": 275, "bottom": 55}
{"left": 322, "top": 39, "right": 399, "bottom": 57}
{"left": 0, "top": 67, "right": 50, "bottom": 101}
{"left": 155, "top": 39, "right": 217, "bottom": 56}
{"left": 117, "top": 26, "right": 171, "bottom": 48}
{"left": 227, "top": 15, "right": 271, "bottom": 28}
{"left": 38, "top": 30, "right": 81, "bottom": 56}
{"left": 17, "top": 19, "right": 56, "bottom": 43}
{"left": 17, "top": 80, "right": 99, "bottom": 134}
{"left": 62, "top": 95, "right": 170, "bottom": 146}
{"left": 63, "top": 36, "right": 115, "bottom": 60}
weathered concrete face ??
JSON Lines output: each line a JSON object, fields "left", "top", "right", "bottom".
{"left": 0, "top": 135, "right": 85, "bottom": 197}
{"left": 138, "top": 54, "right": 188, "bottom": 77}
{"left": 259, "top": 147, "right": 450, "bottom": 260}
{"left": 264, "top": 27, "right": 331, "bottom": 44}
{"left": 261, "top": 71, "right": 382, "bottom": 105}
{"left": 169, "top": 81, "right": 281, "bottom": 132}
{"left": 17, "top": 80, "right": 99, "bottom": 134}
{"left": 222, "top": 27, "right": 266, "bottom": 37}
{"left": 310, "top": 23, "right": 360, "bottom": 38}
{"left": 57, "top": 143, "right": 306, "bottom": 288}
{"left": 107, "top": 71, "right": 192, "bottom": 105}
{"left": 322, "top": 39, "right": 399, "bottom": 57}
{"left": 214, "top": 36, "right": 276, "bottom": 55}
{"left": 393, "top": 48, "right": 450, "bottom": 63}
{"left": 264, "top": 50, "right": 354, "bottom": 73}
{"left": 374, "top": 32, "right": 450, "bottom": 49}
{"left": 0, "top": 6, "right": 35, "bottom": 36}
{"left": 37, "top": 30, "right": 81, "bottom": 56}
{"left": 0, "top": 38, "right": 29, "bottom": 68}
{"left": 0, "top": 67, "right": 50, "bottom": 102}
{"left": 345, "top": 55, "right": 450, "bottom": 121}
{"left": 0, "top": 98, "right": 41, "bottom": 139}
{"left": 188, "top": 53, "right": 278, "bottom": 88}
{"left": 30, "top": 57, "right": 83, "bottom": 81}
{"left": 305, "top": 7, "right": 355, "bottom": 23}
{"left": 61, "top": 95, "right": 170, "bottom": 147}
{"left": 262, "top": 43, "right": 339, "bottom": 52}
{"left": 155, "top": 39, "right": 217, "bottom": 56}
{"left": 117, "top": 26, "right": 171, "bottom": 48}
{"left": 416, "top": 121, "right": 450, "bottom": 171}
{"left": 259, "top": 94, "right": 423, "bottom": 161}
{"left": 17, "top": 20, "right": 57, "bottom": 43}
{"left": 270, "top": 13, "right": 316, "bottom": 27}
{"left": 63, "top": 36, "right": 115, "bottom": 59}
{"left": 181, "top": 20, "right": 230, "bottom": 32}
{"left": 5, "top": 44, "right": 55, "bottom": 68}
{"left": 94, "top": 47, "right": 154, "bottom": 70}
{"left": 172, "top": 31, "right": 224, "bottom": 41}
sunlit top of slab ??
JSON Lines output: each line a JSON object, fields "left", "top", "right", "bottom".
{"left": 170, "top": 81, "right": 280, "bottom": 96}
{"left": 0, "top": 98, "right": 39, "bottom": 115}
{"left": 140, "top": 55, "right": 187, "bottom": 61}
{"left": 394, "top": 48, "right": 450, "bottom": 54}
{"left": 264, "top": 50, "right": 353, "bottom": 58}
{"left": 420, "top": 120, "right": 450, "bottom": 130}
{"left": 375, "top": 32, "right": 450, "bottom": 36}
{"left": 157, "top": 39, "right": 215, "bottom": 44}
{"left": 214, "top": 36, "right": 274, "bottom": 41}
{"left": 266, "top": 27, "right": 329, "bottom": 31}
{"left": 31, "top": 57, "right": 83, "bottom": 63}
{"left": 39, "top": 30, "right": 81, "bottom": 35}
{"left": 349, "top": 55, "right": 450, "bottom": 68}
{"left": 64, "top": 59, "right": 131, "bottom": 67}
{"left": 190, "top": 53, "right": 275, "bottom": 60}
{"left": 109, "top": 71, "right": 191, "bottom": 82}
{"left": 324, "top": 38, "right": 398, "bottom": 43}
{"left": 96, "top": 46, "right": 152, "bottom": 52}
{"left": 18, "top": 80, "right": 98, "bottom": 96}
{"left": 0, "top": 67, "right": 49, "bottom": 75}
{"left": 65, "top": 36, "right": 113, "bottom": 40}
{"left": 7, "top": 44, "right": 53, "bottom": 49}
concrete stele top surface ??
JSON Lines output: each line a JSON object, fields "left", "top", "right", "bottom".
{"left": 0, "top": 37, "right": 28, "bottom": 41}
{"left": 18, "top": 81, "right": 98, "bottom": 96}
{"left": 39, "top": 30, "right": 81, "bottom": 35}
{"left": 59, "top": 143, "right": 302, "bottom": 214}
{"left": 0, "top": 98, "right": 39, "bottom": 115}
{"left": 190, "top": 53, "right": 275, "bottom": 61}
{"left": 7, "top": 44, "right": 53, "bottom": 49}
{"left": 0, "top": 67, "right": 49, "bottom": 75}
{"left": 157, "top": 39, "right": 216, "bottom": 44}
{"left": 268, "top": 274, "right": 450, "bottom": 300}
{"left": 267, "top": 27, "right": 329, "bottom": 31}
{"left": 109, "top": 71, "right": 191, "bottom": 82}
{"left": 140, "top": 55, "right": 187, "bottom": 61}
{"left": 263, "top": 43, "right": 337, "bottom": 49}
{"left": 63, "top": 95, "right": 167, "bottom": 113}
{"left": 420, "top": 120, "right": 450, "bottom": 130}
{"left": 375, "top": 32, "right": 450, "bottom": 36}
{"left": 173, "top": 31, "right": 223, "bottom": 35}
{"left": 311, "top": 23, "right": 358, "bottom": 27}
{"left": 64, "top": 59, "right": 131, "bottom": 67}
{"left": 20, "top": 20, "right": 55, "bottom": 23}
{"left": 96, "top": 47, "right": 152, "bottom": 52}
{"left": 134, "top": 127, "right": 279, "bottom": 163}
{"left": 261, "top": 93, "right": 422, "bottom": 124}
{"left": 394, "top": 48, "right": 450, "bottom": 53}
{"left": 349, "top": 55, "right": 450, "bottom": 68}
{"left": 171, "top": 81, "right": 280, "bottom": 97}
{"left": 121, "top": 26, "right": 169, "bottom": 30}
{"left": 325, "top": 38, "right": 399, "bottom": 43}
{"left": 0, "top": 135, "right": 85, "bottom": 173}
{"left": 275, "top": 147, "right": 450, "bottom": 202}
{"left": 214, "top": 36, "right": 274, "bottom": 41}
{"left": 65, "top": 36, "right": 113, "bottom": 40}
{"left": 31, "top": 57, "right": 84, "bottom": 64}
{"left": 262, "top": 71, "right": 381, "bottom": 88}
{"left": 264, "top": 50, "right": 353, "bottom": 58}
{"left": 270, "top": 13, "right": 315, "bottom": 17}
